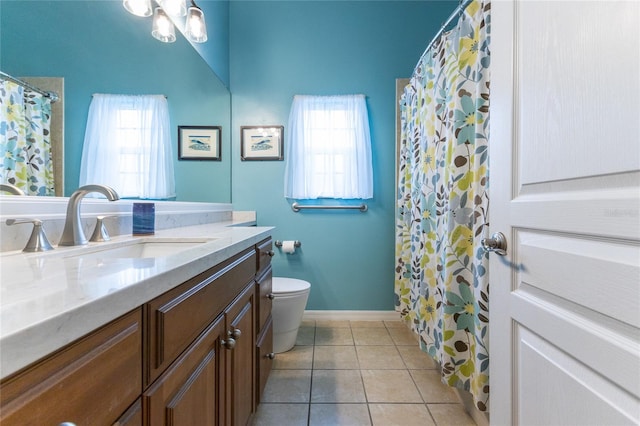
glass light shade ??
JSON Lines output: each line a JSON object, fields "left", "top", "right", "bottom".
{"left": 151, "top": 7, "right": 176, "bottom": 43}
{"left": 185, "top": 6, "right": 208, "bottom": 43}
{"left": 157, "top": 0, "right": 186, "bottom": 17}
{"left": 123, "top": 0, "right": 152, "bottom": 17}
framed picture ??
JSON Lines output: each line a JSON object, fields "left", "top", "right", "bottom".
{"left": 178, "top": 126, "right": 222, "bottom": 161}
{"left": 240, "top": 125, "right": 284, "bottom": 161}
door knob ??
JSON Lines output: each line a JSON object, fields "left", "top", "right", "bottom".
{"left": 481, "top": 232, "right": 507, "bottom": 256}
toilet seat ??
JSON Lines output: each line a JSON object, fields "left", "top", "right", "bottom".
{"left": 272, "top": 277, "right": 310, "bottom": 296}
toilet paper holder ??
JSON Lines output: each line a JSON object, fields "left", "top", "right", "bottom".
{"left": 275, "top": 240, "right": 302, "bottom": 248}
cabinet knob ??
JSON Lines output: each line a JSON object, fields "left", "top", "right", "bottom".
{"left": 266, "top": 353, "right": 275, "bottom": 360}
{"left": 222, "top": 337, "right": 236, "bottom": 350}
{"left": 59, "top": 423, "right": 77, "bottom": 426}
{"left": 229, "top": 328, "right": 242, "bottom": 340}
{"left": 266, "top": 250, "right": 275, "bottom": 257}
{"left": 267, "top": 293, "right": 275, "bottom": 300}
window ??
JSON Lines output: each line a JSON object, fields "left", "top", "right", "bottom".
{"left": 284, "top": 95, "right": 373, "bottom": 199}
{"left": 79, "top": 94, "right": 175, "bottom": 199}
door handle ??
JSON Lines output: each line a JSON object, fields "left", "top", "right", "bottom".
{"left": 481, "top": 232, "right": 507, "bottom": 256}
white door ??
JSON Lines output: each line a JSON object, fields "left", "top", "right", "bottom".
{"left": 490, "top": 1, "right": 640, "bottom": 425}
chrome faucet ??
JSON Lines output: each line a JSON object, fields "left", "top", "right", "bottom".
{"left": 58, "top": 184, "right": 120, "bottom": 246}
{"left": 0, "top": 183, "right": 25, "bottom": 195}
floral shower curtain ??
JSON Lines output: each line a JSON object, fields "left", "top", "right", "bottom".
{"left": 395, "top": 0, "right": 491, "bottom": 411}
{"left": 0, "top": 80, "right": 54, "bottom": 195}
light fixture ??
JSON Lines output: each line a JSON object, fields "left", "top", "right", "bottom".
{"left": 151, "top": 7, "right": 176, "bottom": 43}
{"left": 156, "top": 0, "right": 186, "bottom": 17}
{"left": 124, "top": 0, "right": 207, "bottom": 44}
{"left": 123, "top": 0, "right": 152, "bottom": 17}
{"left": 185, "top": 0, "right": 208, "bottom": 43}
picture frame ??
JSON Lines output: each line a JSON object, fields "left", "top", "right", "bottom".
{"left": 178, "top": 125, "right": 222, "bottom": 161}
{"left": 240, "top": 125, "right": 284, "bottom": 161}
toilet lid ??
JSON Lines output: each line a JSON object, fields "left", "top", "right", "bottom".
{"left": 272, "top": 277, "right": 311, "bottom": 294}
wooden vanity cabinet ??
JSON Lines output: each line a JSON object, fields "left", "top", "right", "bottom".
{"left": 0, "top": 240, "right": 273, "bottom": 426}
{"left": 0, "top": 308, "right": 142, "bottom": 426}
{"left": 143, "top": 247, "right": 257, "bottom": 426}
{"left": 144, "top": 280, "right": 256, "bottom": 426}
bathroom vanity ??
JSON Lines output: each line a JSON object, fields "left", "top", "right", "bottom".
{"left": 0, "top": 200, "right": 274, "bottom": 425}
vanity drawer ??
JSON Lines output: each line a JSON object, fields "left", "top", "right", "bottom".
{"left": 256, "top": 237, "right": 273, "bottom": 277}
{"left": 145, "top": 247, "right": 256, "bottom": 385}
{"left": 255, "top": 266, "right": 273, "bottom": 332}
{"left": 0, "top": 308, "right": 142, "bottom": 426}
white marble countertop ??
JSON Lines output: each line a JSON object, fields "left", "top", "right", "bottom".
{"left": 0, "top": 220, "right": 273, "bottom": 379}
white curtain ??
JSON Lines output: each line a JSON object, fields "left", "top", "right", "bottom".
{"left": 79, "top": 94, "right": 175, "bottom": 199}
{"left": 284, "top": 94, "right": 373, "bottom": 199}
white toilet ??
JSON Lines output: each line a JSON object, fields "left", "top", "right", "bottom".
{"left": 271, "top": 277, "right": 311, "bottom": 353}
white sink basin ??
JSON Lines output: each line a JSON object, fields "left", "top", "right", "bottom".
{"left": 0, "top": 237, "right": 216, "bottom": 260}
{"left": 63, "top": 238, "right": 215, "bottom": 260}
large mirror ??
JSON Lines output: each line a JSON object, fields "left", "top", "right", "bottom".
{"left": 0, "top": 0, "right": 231, "bottom": 202}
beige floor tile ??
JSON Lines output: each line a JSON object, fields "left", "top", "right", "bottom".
{"left": 301, "top": 319, "right": 316, "bottom": 327}
{"left": 409, "top": 370, "right": 460, "bottom": 403}
{"left": 352, "top": 327, "right": 394, "bottom": 346}
{"left": 383, "top": 319, "right": 407, "bottom": 328}
{"left": 273, "top": 345, "right": 314, "bottom": 369}
{"left": 389, "top": 326, "right": 419, "bottom": 345}
{"left": 361, "top": 369, "right": 423, "bottom": 403}
{"left": 296, "top": 326, "right": 316, "bottom": 346}
{"left": 316, "top": 319, "right": 351, "bottom": 328}
{"left": 315, "top": 327, "right": 354, "bottom": 345}
{"left": 356, "top": 345, "right": 405, "bottom": 369}
{"left": 428, "top": 403, "right": 476, "bottom": 425}
{"left": 311, "top": 369, "right": 366, "bottom": 403}
{"left": 262, "top": 370, "right": 312, "bottom": 403}
{"left": 313, "top": 345, "right": 359, "bottom": 369}
{"left": 350, "top": 320, "right": 385, "bottom": 328}
{"left": 250, "top": 403, "right": 309, "bottom": 426}
{"left": 397, "top": 345, "right": 439, "bottom": 369}
{"left": 369, "top": 403, "right": 436, "bottom": 426}
{"left": 309, "top": 403, "right": 371, "bottom": 426}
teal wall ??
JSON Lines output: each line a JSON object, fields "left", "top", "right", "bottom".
{"left": 0, "top": 1, "right": 231, "bottom": 202}
{"left": 230, "top": 1, "right": 455, "bottom": 310}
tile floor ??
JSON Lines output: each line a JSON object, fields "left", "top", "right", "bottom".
{"left": 251, "top": 319, "right": 477, "bottom": 426}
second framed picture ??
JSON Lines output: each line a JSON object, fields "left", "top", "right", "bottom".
{"left": 240, "top": 125, "right": 284, "bottom": 161}
{"left": 178, "top": 125, "right": 222, "bottom": 161}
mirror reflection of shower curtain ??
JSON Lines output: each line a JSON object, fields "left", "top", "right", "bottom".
{"left": 0, "top": 79, "right": 54, "bottom": 195}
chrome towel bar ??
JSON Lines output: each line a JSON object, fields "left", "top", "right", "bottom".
{"left": 291, "top": 202, "right": 367, "bottom": 212}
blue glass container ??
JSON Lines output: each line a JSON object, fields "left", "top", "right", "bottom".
{"left": 132, "top": 202, "right": 155, "bottom": 235}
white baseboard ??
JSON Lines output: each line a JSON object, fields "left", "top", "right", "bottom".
{"left": 302, "top": 310, "right": 401, "bottom": 322}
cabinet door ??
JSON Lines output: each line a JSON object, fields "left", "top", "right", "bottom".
{"left": 0, "top": 309, "right": 142, "bottom": 426}
{"left": 144, "top": 315, "right": 226, "bottom": 426}
{"left": 225, "top": 283, "right": 256, "bottom": 426}
{"left": 256, "top": 316, "right": 274, "bottom": 404}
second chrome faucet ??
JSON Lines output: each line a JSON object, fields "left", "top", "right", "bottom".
{"left": 58, "top": 184, "right": 120, "bottom": 246}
